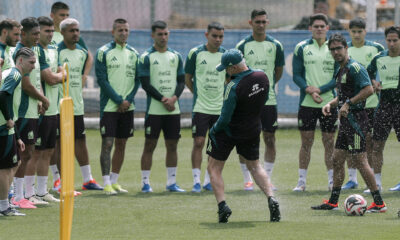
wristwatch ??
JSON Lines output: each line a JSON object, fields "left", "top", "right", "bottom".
{"left": 345, "top": 99, "right": 352, "bottom": 106}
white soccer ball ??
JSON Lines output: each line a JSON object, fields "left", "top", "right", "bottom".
{"left": 344, "top": 194, "right": 367, "bottom": 216}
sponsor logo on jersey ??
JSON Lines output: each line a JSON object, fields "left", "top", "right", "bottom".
{"left": 306, "top": 51, "right": 313, "bottom": 56}
{"left": 248, "top": 50, "right": 255, "bottom": 55}
{"left": 111, "top": 56, "right": 118, "bottom": 62}
{"left": 381, "top": 65, "right": 386, "bottom": 70}
{"left": 63, "top": 58, "right": 69, "bottom": 62}
{"left": 153, "top": 60, "right": 159, "bottom": 65}
{"left": 200, "top": 60, "right": 207, "bottom": 64}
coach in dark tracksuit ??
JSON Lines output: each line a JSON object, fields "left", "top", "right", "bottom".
{"left": 206, "top": 49, "right": 280, "bottom": 223}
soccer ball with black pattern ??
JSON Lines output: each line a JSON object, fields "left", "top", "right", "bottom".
{"left": 344, "top": 194, "right": 367, "bottom": 216}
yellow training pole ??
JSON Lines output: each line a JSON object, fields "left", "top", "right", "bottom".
{"left": 60, "top": 63, "right": 75, "bottom": 240}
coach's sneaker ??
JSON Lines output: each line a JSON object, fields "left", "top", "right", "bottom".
{"left": 141, "top": 184, "right": 153, "bottom": 193}
{"left": 366, "top": 202, "right": 387, "bottom": 213}
{"left": 104, "top": 184, "right": 117, "bottom": 195}
{"left": 112, "top": 183, "right": 128, "bottom": 193}
{"left": 166, "top": 183, "right": 185, "bottom": 192}
{"left": 218, "top": 204, "right": 232, "bottom": 223}
{"left": 52, "top": 178, "right": 61, "bottom": 192}
{"left": 27, "top": 195, "right": 49, "bottom": 205}
{"left": 37, "top": 193, "right": 60, "bottom": 203}
{"left": 389, "top": 182, "right": 400, "bottom": 191}
{"left": 293, "top": 180, "right": 306, "bottom": 192}
{"left": 82, "top": 179, "right": 103, "bottom": 190}
{"left": 342, "top": 180, "right": 358, "bottom": 190}
{"left": 268, "top": 197, "right": 281, "bottom": 222}
{"left": 311, "top": 200, "right": 338, "bottom": 210}
{"left": 0, "top": 207, "right": 25, "bottom": 216}
{"left": 192, "top": 183, "right": 201, "bottom": 193}
{"left": 244, "top": 181, "right": 254, "bottom": 191}
{"left": 203, "top": 183, "right": 213, "bottom": 191}
{"left": 12, "top": 198, "right": 36, "bottom": 209}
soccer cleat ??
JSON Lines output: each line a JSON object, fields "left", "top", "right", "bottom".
{"left": 268, "top": 197, "right": 281, "bottom": 222}
{"left": 36, "top": 193, "right": 60, "bottom": 203}
{"left": 104, "top": 184, "right": 117, "bottom": 195}
{"left": 293, "top": 181, "right": 306, "bottom": 192}
{"left": 82, "top": 179, "right": 104, "bottom": 190}
{"left": 311, "top": 200, "right": 338, "bottom": 210}
{"left": 166, "top": 183, "right": 185, "bottom": 192}
{"left": 366, "top": 202, "right": 387, "bottom": 213}
{"left": 342, "top": 180, "right": 358, "bottom": 190}
{"left": 218, "top": 204, "right": 232, "bottom": 223}
{"left": 26, "top": 196, "right": 49, "bottom": 205}
{"left": 141, "top": 183, "right": 153, "bottom": 193}
{"left": 112, "top": 183, "right": 128, "bottom": 193}
{"left": 191, "top": 183, "right": 201, "bottom": 193}
{"left": 363, "top": 185, "right": 382, "bottom": 194}
{"left": 203, "top": 183, "right": 213, "bottom": 191}
{"left": 0, "top": 207, "right": 26, "bottom": 216}
{"left": 389, "top": 183, "right": 400, "bottom": 191}
{"left": 52, "top": 178, "right": 61, "bottom": 192}
{"left": 244, "top": 181, "right": 254, "bottom": 191}
{"left": 12, "top": 198, "right": 36, "bottom": 209}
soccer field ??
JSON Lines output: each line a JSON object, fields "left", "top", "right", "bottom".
{"left": 2, "top": 129, "right": 400, "bottom": 240}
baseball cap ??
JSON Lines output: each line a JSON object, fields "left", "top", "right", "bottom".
{"left": 216, "top": 49, "right": 243, "bottom": 72}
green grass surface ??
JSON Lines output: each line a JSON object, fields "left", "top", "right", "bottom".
{"left": 2, "top": 129, "right": 400, "bottom": 240}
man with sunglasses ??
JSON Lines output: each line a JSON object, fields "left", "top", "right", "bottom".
{"left": 235, "top": 9, "right": 284, "bottom": 191}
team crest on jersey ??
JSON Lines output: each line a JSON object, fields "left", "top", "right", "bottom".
{"left": 169, "top": 57, "right": 175, "bottom": 66}
{"left": 366, "top": 52, "right": 372, "bottom": 62}
{"left": 146, "top": 126, "right": 151, "bottom": 135}
{"left": 28, "top": 131, "right": 34, "bottom": 140}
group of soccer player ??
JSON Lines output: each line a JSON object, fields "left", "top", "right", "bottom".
{"left": 0, "top": 2, "right": 399, "bottom": 221}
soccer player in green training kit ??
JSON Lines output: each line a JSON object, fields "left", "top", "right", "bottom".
{"left": 12, "top": 17, "right": 50, "bottom": 207}
{"left": 24, "top": 17, "right": 65, "bottom": 204}
{"left": 139, "top": 21, "right": 185, "bottom": 193}
{"left": 236, "top": 9, "right": 284, "bottom": 191}
{"left": 96, "top": 18, "right": 140, "bottom": 195}
{"left": 312, "top": 33, "right": 386, "bottom": 213}
{"left": 341, "top": 18, "right": 384, "bottom": 191}
{"left": 292, "top": 13, "right": 336, "bottom": 192}
{"left": 185, "top": 22, "right": 226, "bottom": 192}
{"left": 367, "top": 26, "right": 400, "bottom": 192}
{"left": 58, "top": 18, "right": 102, "bottom": 191}
{"left": 0, "top": 47, "right": 36, "bottom": 216}
{"left": 0, "top": 19, "right": 21, "bottom": 73}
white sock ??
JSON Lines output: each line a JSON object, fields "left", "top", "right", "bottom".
{"left": 348, "top": 168, "right": 358, "bottom": 183}
{"left": 203, "top": 170, "right": 210, "bottom": 186}
{"left": 50, "top": 164, "right": 60, "bottom": 181}
{"left": 327, "top": 169, "right": 333, "bottom": 185}
{"left": 192, "top": 168, "right": 201, "bottom": 185}
{"left": 102, "top": 175, "right": 111, "bottom": 186}
{"left": 264, "top": 161, "right": 274, "bottom": 179}
{"left": 36, "top": 176, "right": 48, "bottom": 196}
{"left": 375, "top": 173, "right": 382, "bottom": 187}
{"left": 24, "top": 175, "right": 35, "bottom": 198}
{"left": 298, "top": 169, "right": 307, "bottom": 184}
{"left": 166, "top": 167, "right": 177, "bottom": 186}
{"left": 14, "top": 177, "right": 24, "bottom": 202}
{"left": 110, "top": 172, "right": 119, "bottom": 184}
{"left": 240, "top": 163, "right": 252, "bottom": 183}
{"left": 80, "top": 165, "right": 93, "bottom": 183}
{"left": 141, "top": 170, "right": 150, "bottom": 185}
{"left": 0, "top": 199, "right": 9, "bottom": 211}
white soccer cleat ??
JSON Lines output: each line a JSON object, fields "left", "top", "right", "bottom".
{"left": 37, "top": 193, "right": 60, "bottom": 203}
{"left": 293, "top": 180, "right": 306, "bottom": 192}
{"left": 27, "top": 195, "right": 49, "bottom": 205}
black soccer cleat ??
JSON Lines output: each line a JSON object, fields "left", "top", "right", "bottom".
{"left": 268, "top": 197, "right": 281, "bottom": 222}
{"left": 218, "top": 204, "right": 232, "bottom": 223}
{"left": 311, "top": 200, "right": 338, "bottom": 210}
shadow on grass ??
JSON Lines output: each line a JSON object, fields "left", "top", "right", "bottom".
{"left": 226, "top": 189, "right": 260, "bottom": 196}
{"left": 200, "top": 221, "right": 267, "bottom": 229}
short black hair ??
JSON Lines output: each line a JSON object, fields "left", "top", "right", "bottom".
{"left": 0, "top": 19, "right": 20, "bottom": 35}
{"left": 14, "top": 47, "right": 35, "bottom": 62}
{"left": 37, "top": 16, "right": 54, "bottom": 27}
{"left": 349, "top": 17, "right": 366, "bottom": 29}
{"left": 309, "top": 13, "right": 329, "bottom": 26}
{"left": 151, "top": 20, "right": 167, "bottom": 32}
{"left": 251, "top": 9, "right": 268, "bottom": 20}
{"left": 51, "top": 1, "right": 69, "bottom": 13}
{"left": 207, "top": 22, "right": 224, "bottom": 32}
{"left": 113, "top": 18, "right": 128, "bottom": 29}
{"left": 384, "top": 26, "right": 400, "bottom": 38}
{"left": 21, "top": 17, "right": 39, "bottom": 33}
{"left": 328, "top": 33, "right": 347, "bottom": 48}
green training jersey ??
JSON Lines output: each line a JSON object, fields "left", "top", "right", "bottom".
{"left": 0, "top": 67, "right": 22, "bottom": 136}
{"left": 13, "top": 43, "right": 41, "bottom": 119}
{"left": 185, "top": 44, "right": 226, "bottom": 115}
{"left": 38, "top": 44, "right": 60, "bottom": 116}
{"left": 51, "top": 31, "right": 88, "bottom": 49}
{"left": 293, "top": 38, "right": 335, "bottom": 108}
{"left": 0, "top": 43, "right": 15, "bottom": 72}
{"left": 138, "top": 47, "right": 184, "bottom": 115}
{"left": 236, "top": 35, "right": 285, "bottom": 105}
{"left": 348, "top": 40, "right": 384, "bottom": 108}
{"left": 95, "top": 41, "right": 140, "bottom": 116}
{"left": 58, "top": 42, "right": 88, "bottom": 116}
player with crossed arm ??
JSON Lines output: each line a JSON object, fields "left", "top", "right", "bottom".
{"left": 96, "top": 18, "right": 140, "bottom": 195}
{"left": 185, "top": 22, "right": 226, "bottom": 192}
